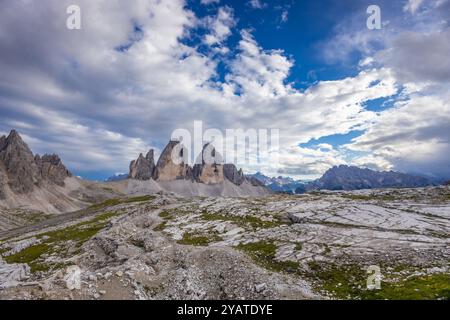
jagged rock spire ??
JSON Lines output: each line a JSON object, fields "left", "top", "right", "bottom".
{"left": 0, "top": 130, "right": 72, "bottom": 193}
{"left": 153, "top": 141, "right": 192, "bottom": 181}
{"left": 127, "top": 140, "right": 252, "bottom": 186}
{"left": 129, "top": 149, "right": 155, "bottom": 180}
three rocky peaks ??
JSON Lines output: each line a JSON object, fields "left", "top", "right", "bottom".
{"left": 0, "top": 130, "right": 71, "bottom": 198}
{"left": 129, "top": 141, "right": 260, "bottom": 186}
{"left": 0, "top": 130, "right": 261, "bottom": 200}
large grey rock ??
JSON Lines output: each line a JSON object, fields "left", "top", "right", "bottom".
{"left": 35, "top": 154, "right": 72, "bottom": 186}
{"left": 0, "top": 130, "right": 72, "bottom": 194}
{"left": 129, "top": 150, "right": 155, "bottom": 180}
{"left": 223, "top": 164, "right": 245, "bottom": 186}
{"left": 0, "top": 257, "right": 30, "bottom": 289}
{"left": 0, "top": 130, "right": 41, "bottom": 193}
{"left": 0, "top": 166, "right": 6, "bottom": 199}
{"left": 0, "top": 135, "right": 6, "bottom": 151}
{"left": 153, "top": 141, "right": 192, "bottom": 181}
{"left": 192, "top": 143, "right": 224, "bottom": 184}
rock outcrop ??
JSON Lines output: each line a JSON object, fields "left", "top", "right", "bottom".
{"left": 223, "top": 164, "right": 245, "bottom": 186}
{"left": 0, "top": 130, "right": 72, "bottom": 194}
{"left": 193, "top": 143, "right": 224, "bottom": 185}
{"left": 153, "top": 141, "right": 193, "bottom": 181}
{"left": 35, "top": 154, "right": 72, "bottom": 186}
{"left": 0, "top": 130, "right": 42, "bottom": 193}
{"left": 0, "top": 168, "right": 6, "bottom": 200}
{"left": 128, "top": 141, "right": 254, "bottom": 187}
{"left": 0, "top": 256, "right": 30, "bottom": 289}
{"left": 129, "top": 150, "right": 155, "bottom": 180}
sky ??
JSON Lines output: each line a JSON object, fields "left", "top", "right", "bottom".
{"left": 0, "top": 0, "right": 449, "bottom": 181}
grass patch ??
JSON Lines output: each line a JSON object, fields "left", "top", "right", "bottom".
{"left": 153, "top": 221, "right": 168, "bottom": 232}
{"left": 177, "top": 232, "right": 222, "bottom": 247}
{"left": 3, "top": 211, "right": 122, "bottom": 273}
{"left": 306, "top": 261, "right": 450, "bottom": 300}
{"left": 153, "top": 209, "right": 178, "bottom": 232}
{"left": 342, "top": 194, "right": 397, "bottom": 201}
{"left": 202, "top": 211, "right": 285, "bottom": 230}
{"left": 158, "top": 210, "right": 173, "bottom": 219}
{"left": 236, "top": 241, "right": 300, "bottom": 274}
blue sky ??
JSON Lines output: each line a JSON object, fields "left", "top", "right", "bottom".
{"left": 0, "top": 0, "right": 449, "bottom": 181}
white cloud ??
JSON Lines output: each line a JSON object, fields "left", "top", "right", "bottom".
{"left": 347, "top": 94, "right": 450, "bottom": 178}
{"left": 248, "top": 0, "right": 267, "bottom": 10}
{"left": 201, "top": 0, "right": 220, "bottom": 4}
{"left": 203, "top": 6, "right": 235, "bottom": 47}
{"left": 403, "top": 0, "right": 424, "bottom": 14}
{"left": 3, "top": 0, "right": 445, "bottom": 180}
{"left": 225, "top": 30, "right": 294, "bottom": 97}
{"left": 281, "top": 10, "right": 289, "bottom": 23}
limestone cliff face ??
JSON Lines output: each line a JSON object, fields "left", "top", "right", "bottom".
{"left": 0, "top": 130, "right": 72, "bottom": 194}
{"left": 129, "top": 150, "right": 155, "bottom": 180}
{"left": 153, "top": 141, "right": 193, "bottom": 181}
{"left": 192, "top": 143, "right": 225, "bottom": 184}
{"left": 128, "top": 141, "right": 260, "bottom": 187}
{"left": 223, "top": 164, "right": 245, "bottom": 186}
{"left": 0, "top": 166, "right": 7, "bottom": 199}
{"left": 35, "top": 154, "right": 72, "bottom": 186}
{"left": 0, "top": 130, "right": 42, "bottom": 193}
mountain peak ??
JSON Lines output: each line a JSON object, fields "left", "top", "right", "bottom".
{"left": 0, "top": 129, "right": 72, "bottom": 193}
{"left": 315, "top": 165, "right": 433, "bottom": 190}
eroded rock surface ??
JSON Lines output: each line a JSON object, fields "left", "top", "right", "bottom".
{"left": 0, "top": 187, "right": 448, "bottom": 300}
{"left": 129, "top": 150, "right": 155, "bottom": 180}
{"left": 153, "top": 141, "right": 193, "bottom": 181}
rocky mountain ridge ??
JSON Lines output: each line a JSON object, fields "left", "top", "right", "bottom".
{"left": 309, "top": 165, "right": 434, "bottom": 191}
{"left": 249, "top": 165, "right": 435, "bottom": 193}
{"left": 128, "top": 141, "right": 262, "bottom": 187}
{"left": 0, "top": 130, "right": 72, "bottom": 197}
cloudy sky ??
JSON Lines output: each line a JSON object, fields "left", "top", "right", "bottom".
{"left": 0, "top": 0, "right": 449, "bottom": 180}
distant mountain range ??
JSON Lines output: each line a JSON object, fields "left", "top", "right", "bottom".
{"left": 248, "top": 165, "right": 437, "bottom": 193}
{"left": 105, "top": 173, "right": 128, "bottom": 182}
{"left": 245, "top": 172, "right": 308, "bottom": 194}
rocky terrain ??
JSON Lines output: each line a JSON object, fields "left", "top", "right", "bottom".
{"left": 0, "top": 130, "right": 448, "bottom": 300}
{"left": 0, "top": 186, "right": 448, "bottom": 300}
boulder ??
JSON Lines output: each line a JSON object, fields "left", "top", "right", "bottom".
{"left": 0, "top": 257, "right": 30, "bottom": 289}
